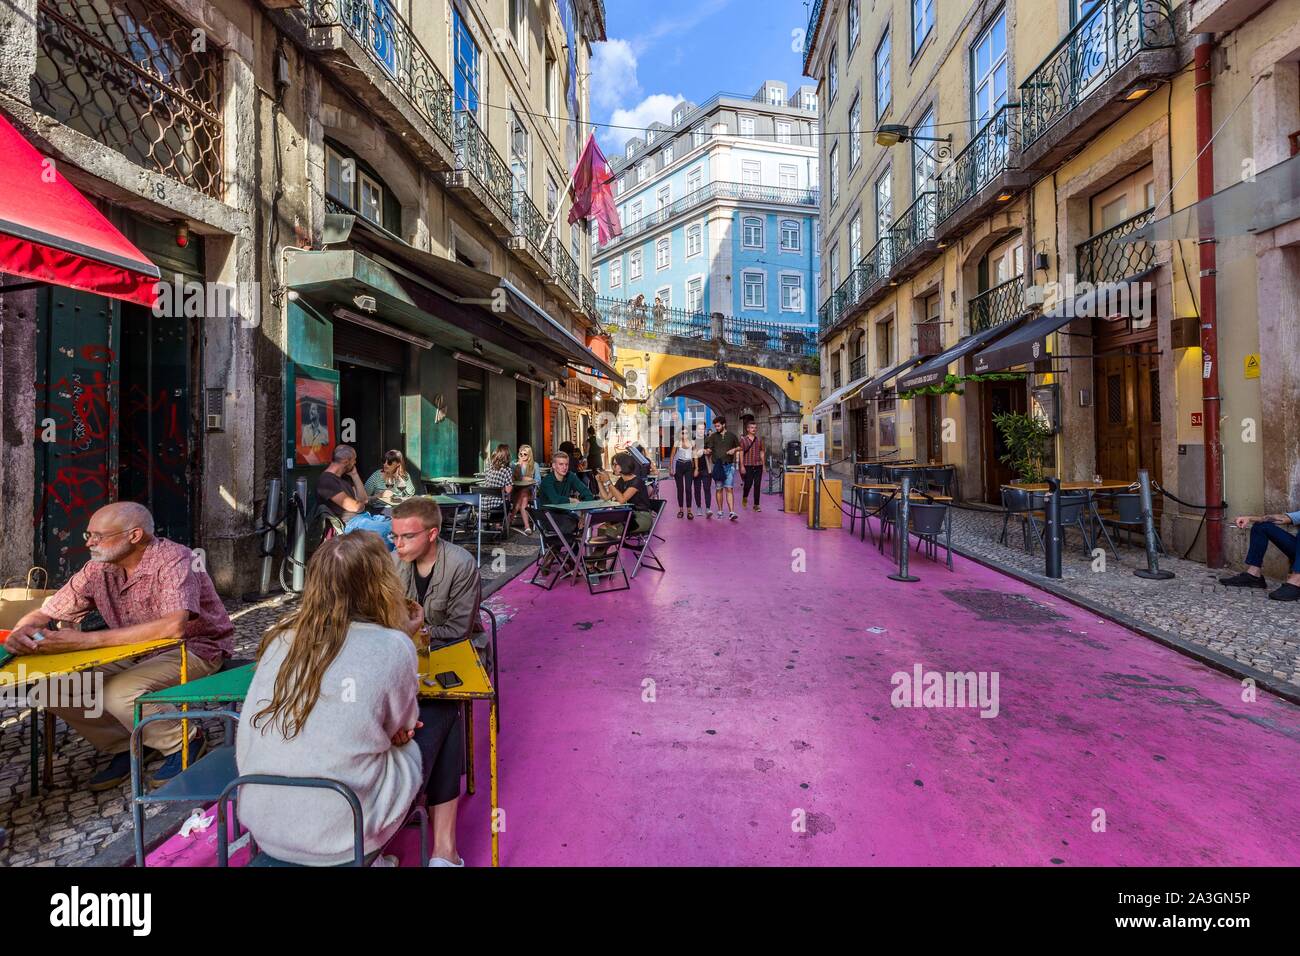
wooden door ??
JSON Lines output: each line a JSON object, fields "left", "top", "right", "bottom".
{"left": 981, "top": 379, "right": 1026, "bottom": 502}
{"left": 1093, "top": 339, "right": 1161, "bottom": 482}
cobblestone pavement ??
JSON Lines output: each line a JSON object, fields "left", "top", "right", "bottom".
{"left": 939, "top": 506, "right": 1300, "bottom": 689}
{"left": 0, "top": 528, "right": 541, "bottom": 868}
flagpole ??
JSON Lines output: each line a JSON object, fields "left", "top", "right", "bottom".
{"left": 540, "top": 66, "right": 598, "bottom": 250}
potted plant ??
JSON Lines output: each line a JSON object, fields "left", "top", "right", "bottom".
{"left": 993, "top": 411, "right": 1051, "bottom": 484}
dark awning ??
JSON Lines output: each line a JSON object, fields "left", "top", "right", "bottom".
{"left": 0, "top": 110, "right": 159, "bottom": 306}
{"left": 972, "top": 310, "right": 1073, "bottom": 373}
{"left": 812, "top": 372, "right": 872, "bottom": 416}
{"left": 859, "top": 355, "right": 926, "bottom": 399}
{"left": 898, "top": 315, "right": 1026, "bottom": 391}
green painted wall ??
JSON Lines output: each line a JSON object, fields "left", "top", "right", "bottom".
{"left": 413, "top": 347, "right": 459, "bottom": 479}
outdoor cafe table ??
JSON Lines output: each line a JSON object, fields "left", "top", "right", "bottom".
{"left": 542, "top": 499, "right": 633, "bottom": 586}
{"left": 853, "top": 484, "right": 954, "bottom": 569}
{"left": 0, "top": 638, "right": 185, "bottom": 795}
{"left": 1000, "top": 479, "right": 1136, "bottom": 553}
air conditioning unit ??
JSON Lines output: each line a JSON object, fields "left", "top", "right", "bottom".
{"left": 622, "top": 367, "right": 650, "bottom": 401}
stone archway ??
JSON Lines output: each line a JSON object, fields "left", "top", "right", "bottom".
{"left": 647, "top": 364, "right": 802, "bottom": 460}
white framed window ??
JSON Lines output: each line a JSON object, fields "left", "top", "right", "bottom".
{"left": 829, "top": 244, "right": 840, "bottom": 289}
{"left": 629, "top": 249, "right": 643, "bottom": 280}
{"left": 780, "top": 219, "right": 801, "bottom": 252}
{"left": 509, "top": 0, "right": 528, "bottom": 64}
{"left": 655, "top": 286, "right": 671, "bottom": 308}
{"left": 876, "top": 170, "right": 893, "bottom": 238}
{"left": 686, "top": 275, "right": 704, "bottom": 313}
{"left": 686, "top": 222, "right": 703, "bottom": 257}
{"left": 616, "top": 175, "right": 626, "bottom": 196}
{"left": 358, "top": 170, "right": 383, "bottom": 225}
{"left": 509, "top": 111, "right": 529, "bottom": 194}
{"left": 741, "top": 160, "right": 761, "bottom": 186}
{"left": 742, "top": 270, "right": 766, "bottom": 309}
{"left": 452, "top": 9, "right": 481, "bottom": 119}
{"left": 657, "top": 184, "right": 671, "bottom": 210}
{"left": 779, "top": 164, "right": 798, "bottom": 190}
{"left": 830, "top": 144, "right": 840, "bottom": 205}
{"left": 912, "top": 0, "right": 935, "bottom": 55}
{"left": 875, "top": 29, "right": 892, "bottom": 119}
{"left": 638, "top": 161, "right": 650, "bottom": 183}
{"left": 325, "top": 145, "right": 353, "bottom": 208}
{"left": 630, "top": 199, "right": 643, "bottom": 222}
{"left": 663, "top": 142, "right": 675, "bottom": 165}
{"left": 849, "top": 95, "right": 862, "bottom": 168}
{"left": 655, "top": 236, "right": 671, "bottom": 270}
{"left": 850, "top": 213, "right": 862, "bottom": 264}
{"left": 646, "top": 129, "right": 657, "bottom": 145}
{"left": 610, "top": 257, "right": 622, "bottom": 288}
{"left": 742, "top": 215, "right": 764, "bottom": 249}
{"left": 687, "top": 166, "right": 702, "bottom": 193}
{"left": 912, "top": 106, "right": 936, "bottom": 197}
{"left": 776, "top": 121, "right": 792, "bottom": 145}
{"left": 740, "top": 114, "right": 756, "bottom": 137}
{"left": 780, "top": 273, "right": 803, "bottom": 312}
{"left": 545, "top": 53, "right": 559, "bottom": 130}
{"left": 672, "top": 104, "right": 688, "bottom": 126}
{"left": 814, "top": 220, "right": 821, "bottom": 254}
{"left": 802, "top": 91, "right": 817, "bottom": 111}
{"left": 972, "top": 9, "right": 1008, "bottom": 128}
{"left": 547, "top": 172, "right": 559, "bottom": 218}
{"left": 693, "top": 126, "right": 706, "bottom": 148}
{"left": 848, "top": 0, "right": 860, "bottom": 50}
{"left": 829, "top": 45, "right": 839, "bottom": 102}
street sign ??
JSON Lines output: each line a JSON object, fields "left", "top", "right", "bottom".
{"left": 801, "top": 433, "right": 826, "bottom": 465}
{"left": 1190, "top": 411, "right": 1204, "bottom": 428}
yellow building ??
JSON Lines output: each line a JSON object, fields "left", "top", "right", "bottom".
{"left": 805, "top": 0, "right": 1300, "bottom": 567}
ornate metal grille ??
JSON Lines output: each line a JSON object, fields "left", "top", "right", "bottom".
{"left": 34, "top": 0, "right": 224, "bottom": 198}
{"left": 969, "top": 274, "right": 1025, "bottom": 334}
{"left": 1076, "top": 208, "right": 1155, "bottom": 284}
{"left": 890, "top": 191, "right": 936, "bottom": 262}
{"left": 1020, "top": 0, "right": 1175, "bottom": 150}
{"left": 511, "top": 188, "right": 549, "bottom": 261}
{"left": 937, "top": 104, "right": 1020, "bottom": 224}
{"left": 598, "top": 297, "right": 815, "bottom": 357}
{"left": 549, "top": 234, "right": 582, "bottom": 302}
{"left": 453, "top": 111, "right": 514, "bottom": 218}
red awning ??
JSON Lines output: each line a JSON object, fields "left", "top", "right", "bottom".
{"left": 0, "top": 111, "right": 160, "bottom": 306}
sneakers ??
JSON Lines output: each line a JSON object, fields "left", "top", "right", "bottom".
{"left": 1219, "top": 571, "right": 1267, "bottom": 589}
{"left": 1269, "top": 583, "right": 1300, "bottom": 602}
{"left": 706, "top": 511, "right": 713, "bottom": 519}
{"left": 729, "top": 512, "right": 739, "bottom": 521}
{"left": 87, "top": 751, "right": 133, "bottom": 792}
{"left": 427, "top": 855, "right": 465, "bottom": 867}
{"left": 147, "top": 732, "right": 208, "bottom": 788}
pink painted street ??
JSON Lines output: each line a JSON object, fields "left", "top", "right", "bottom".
{"left": 457, "top": 505, "right": 1300, "bottom": 867}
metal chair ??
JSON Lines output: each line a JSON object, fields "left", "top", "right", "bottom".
{"left": 623, "top": 499, "right": 667, "bottom": 579}
{"left": 909, "top": 502, "right": 953, "bottom": 570}
{"left": 1095, "top": 492, "right": 1163, "bottom": 560}
{"left": 528, "top": 503, "right": 579, "bottom": 589}
{"left": 856, "top": 488, "right": 887, "bottom": 544}
{"left": 580, "top": 507, "right": 634, "bottom": 594}
{"left": 924, "top": 466, "right": 955, "bottom": 497}
{"left": 864, "top": 463, "right": 884, "bottom": 483}
{"left": 1000, "top": 486, "right": 1045, "bottom": 552}
{"left": 877, "top": 496, "right": 900, "bottom": 554}
{"left": 1058, "top": 491, "right": 1096, "bottom": 554}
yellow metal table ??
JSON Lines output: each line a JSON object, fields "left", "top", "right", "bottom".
{"left": 418, "top": 639, "right": 500, "bottom": 866}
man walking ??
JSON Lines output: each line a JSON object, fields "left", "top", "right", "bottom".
{"left": 1219, "top": 507, "right": 1300, "bottom": 601}
{"left": 738, "top": 419, "right": 766, "bottom": 513}
{"left": 705, "top": 417, "right": 741, "bottom": 521}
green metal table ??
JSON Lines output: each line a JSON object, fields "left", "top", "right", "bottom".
{"left": 133, "top": 662, "right": 255, "bottom": 726}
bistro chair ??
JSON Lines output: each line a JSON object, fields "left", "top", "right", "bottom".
{"left": 1000, "top": 487, "right": 1045, "bottom": 552}
{"left": 857, "top": 488, "right": 888, "bottom": 545}
{"left": 470, "top": 484, "right": 511, "bottom": 544}
{"left": 908, "top": 502, "right": 954, "bottom": 570}
{"left": 864, "top": 463, "right": 885, "bottom": 483}
{"left": 1058, "top": 491, "right": 1097, "bottom": 555}
{"left": 877, "top": 496, "right": 901, "bottom": 555}
{"left": 528, "top": 503, "right": 579, "bottom": 590}
{"left": 1095, "top": 492, "right": 1164, "bottom": 560}
{"left": 924, "top": 466, "right": 955, "bottom": 497}
{"left": 623, "top": 499, "right": 667, "bottom": 579}
{"left": 580, "top": 507, "right": 634, "bottom": 594}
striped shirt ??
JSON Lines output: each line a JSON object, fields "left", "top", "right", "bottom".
{"left": 739, "top": 435, "right": 765, "bottom": 467}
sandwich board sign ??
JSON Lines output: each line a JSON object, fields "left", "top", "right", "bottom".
{"left": 801, "top": 433, "right": 826, "bottom": 465}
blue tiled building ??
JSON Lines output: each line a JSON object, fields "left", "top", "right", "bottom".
{"left": 593, "top": 82, "right": 821, "bottom": 328}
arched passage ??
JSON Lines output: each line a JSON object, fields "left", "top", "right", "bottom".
{"left": 647, "top": 364, "right": 802, "bottom": 460}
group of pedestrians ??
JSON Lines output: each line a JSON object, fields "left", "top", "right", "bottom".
{"left": 668, "top": 417, "right": 765, "bottom": 521}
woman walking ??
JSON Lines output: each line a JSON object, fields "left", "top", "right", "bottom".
{"left": 670, "top": 429, "right": 697, "bottom": 519}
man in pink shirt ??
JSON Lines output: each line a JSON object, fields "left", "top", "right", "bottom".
{"left": 4, "top": 502, "right": 233, "bottom": 790}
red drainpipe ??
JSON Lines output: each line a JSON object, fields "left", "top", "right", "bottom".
{"left": 1194, "top": 36, "right": 1225, "bottom": 567}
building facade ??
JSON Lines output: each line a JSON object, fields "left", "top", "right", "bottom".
{"left": 0, "top": 0, "right": 611, "bottom": 592}
{"left": 805, "top": 0, "right": 1300, "bottom": 570}
{"left": 593, "top": 82, "right": 822, "bottom": 330}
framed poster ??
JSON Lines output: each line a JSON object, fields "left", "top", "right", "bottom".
{"left": 290, "top": 364, "right": 339, "bottom": 467}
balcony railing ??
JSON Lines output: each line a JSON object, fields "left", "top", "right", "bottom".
{"left": 969, "top": 274, "right": 1026, "bottom": 334}
{"left": 599, "top": 297, "right": 817, "bottom": 358}
{"left": 301, "top": 0, "right": 454, "bottom": 152}
{"left": 511, "top": 189, "right": 549, "bottom": 260}
{"left": 890, "top": 191, "right": 937, "bottom": 263}
{"left": 549, "top": 235, "right": 582, "bottom": 303}
{"left": 34, "top": 0, "right": 224, "bottom": 198}
{"left": 818, "top": 235, "right": 896, "bottom": 336}
{"left": 453, "top": 111, "right": 514, "bottom": 217}
{"left": 721, "top": 315, "right": 815, "bottom": 356}
{"left": 605, "top": 181, "right": 819, "bottom": 251}
{"left": 1076, "top": 209, "right": 1156, "bottom": 285}
{"left": 849, "top": 354, "right": 867, "bottom": 381}
{"left": 1020, "top": 0, "right": 1176, "bottom": 151}
{"left": 580, "top": 275, "right": 601, "bottom": 328}
{"left": 937, "top": 104, "right": 1020, "bottom": 224}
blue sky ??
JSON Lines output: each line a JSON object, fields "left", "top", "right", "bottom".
{"left": 589, "top": 0, "right": 811, "bottom": 153}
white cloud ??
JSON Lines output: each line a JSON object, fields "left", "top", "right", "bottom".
{"left": 608, "top": 94, "right": 686, "bottom": 148}
{"left": 590, "top": 39, "right": 639, "bottom": 112}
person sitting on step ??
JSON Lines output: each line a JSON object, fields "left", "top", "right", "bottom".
{"left": 1219, "top": 507, "right": 1300, "bottom": 601}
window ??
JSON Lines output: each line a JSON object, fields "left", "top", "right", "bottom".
{"left": 657, "top": 184, "right": 671, "bottom": 210}
{"left": 687, "top": 276, "right": 703, "bottom": 313}
{"left": 629, "top": 199, "right": 643, "bottom": 222}
{"left": 828, "top": 244, "right": 840, "bottom": 289}
{"left": 687, "top": 166, "right": 702, "bottom": 193}
{"left": 638, "top": 161, "right": 650, "bottom": 183}
{"left": 509, "top": 0, "right": 527, "bottom": 60}
{"left": 830, "top": 144, "right": 840, "bottom": 205}
{"left": 663, "top": 142, "right": 674, "bottom": 165}
{"left": 767, "top": 85, "right": 784, "bottom": 106}
{"left": 912, "top": 106, "right": 936, "bottom": 197}
{"left": 912, "top": 0, "right": 935, "bottom": 54}
{"left": 655, "top": 286, "right": 671, "bottom": 307}
{"left": 741, "top": 160, "right": 761, "bottom": 186}
{"left": 779, "top": 164, "right": 798, "bottom": 190}
{"left": 672, "top": 104, "right": 688, "bottom": 126}
{"left": 876, "top": 170, "right": 893, "bottom": 238}
{"left": 656, "top": 237, "right": 671, "bottom": 270}
{"left": 509, "top": 111, "right": 529, "bottom": 194}
{"left": 616, "top": 176, "right": 625, "bottom": 196}
{"left": 610, "top": 258, "right": 622, "bottom": 288}
{"left": 646, "top": 129, "right": 657, "bottom": 145}
{"left": 692, "top": 126, "right": 705, "bottom": 148}
{"left": 780, "top": 274, "right": 803, "bottom": 312}
{"left": 325, "top": 145, "right": 353, "bottom": 208}
{"left": 829, "top": 46, "right": 839, "bottom": 102}
{"left": 740, "top": 115, "right": 756, "bottom": 137}
{"left": 875, "top": 30, "right": 892, "bottom": 119}
{"left": 849, "top": 95, "right": 862, "bottom": 168}
{"left": 452, "top": 10, "right": 481, "bottom": 117}
{"left": 814, "top": 220, "right": 821, "bottom": 254}
{"left": 358, "top": 171, "right": 383, "bottom": 225}
{"left": 547, "top": 173, "right": 559, "bottom": 218}
{"left": 972, "top": 10, "right": 1008, "bottom": 128}
{"left": 545, "top": 53, "right": 559, "bottom": 130}
{"left": 848, "top": 0, "right": 861, "bottom": 49}
{"left": 686, "top": 223, "right": 703, "bottom": 257}
{"left": 326, "top": 143, "right": 390, "bottom": 229}
{"left": 802, "top": 91, "right": 817, "bottom": 111}
{"left": 776, "top": 121, "right": 792, "bottom": 145}
{"left": 742, "top": 215, "right": 764, "bottom": 249}
{"left": 571, "top": 222, "right": 581, "bottom": 264}
{"left": 877, "top": 317, "right": 895, "bottom": 366}
{"left": 781, "top": 219, "right": 801, "bottom": 251}
{"left": 850, "top": 214, "right": 862, "bottom": 265}
{"left": 629, "top": 250, "right": 643, "bottom": 280}
{"left": 810, "top": 121, "right": 819, "bottom": 145}
{"left": 742, "top": 270, "right": 766, "bottom": 309}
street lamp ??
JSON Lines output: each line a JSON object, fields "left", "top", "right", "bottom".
{"left": 875, "top": 124, "right": 953, "bottom": 162}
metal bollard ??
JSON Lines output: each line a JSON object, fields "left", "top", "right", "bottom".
{"left": 258, "top": 478, "right": 282, "bottom": 596}
{"left": 1133, "top": 468, "right": 1175, "bottom": 580}
{"left": 1044, "top": 477, "right": 1062, "bottom": 579}
{"left": 889, "top": 472, "right": 919, "bottom": 582}
{"left": 291, "top": 476, "right": 309, "bottom": 593}
{"left": 812, "top": 463, "right": 823, "bottom": 530}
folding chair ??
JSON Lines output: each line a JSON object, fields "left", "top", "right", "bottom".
{"left": 529, "top": 504, "right": 580, "bottom": 589}
{"left": 623, "top": 499, "right": 666, "bottom": 579}
{"left": 580, "top": 507, "right": 633, "bottom": 594}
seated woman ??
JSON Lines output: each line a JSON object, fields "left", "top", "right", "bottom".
{"left": 594, "top": 451, "right": 656, "bottom": 540}
{"left": 478, "top": 447, "right": 514, "bottom": 530}
{"left": 364, "top": 449, "right": 417, "bottom": 504}
{"left": 510, "top": 444, "right": 542, "bottom": 534}
{"left": 236, "top": 532, "right": 465, "bottom": 867}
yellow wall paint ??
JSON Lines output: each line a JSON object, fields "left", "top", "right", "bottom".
{"left": 615, "top": 349, "right": 821, "bottom": 416}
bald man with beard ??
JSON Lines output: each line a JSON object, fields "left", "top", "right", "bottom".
{"left": 4, "top": 502, "right": 234, "bottom": 790}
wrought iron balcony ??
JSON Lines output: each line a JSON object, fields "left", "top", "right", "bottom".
{"left": 849, "top": 354, "right": 867, "bottom": 381}
{"left": 548, "top": 235, "right": 583, "bottom": 306}
{"left": 937, "top": 105, "right": 1020, "bottom": 225}
{"left": 818, "top": 235, "right": 897, "bottom": 339}
{"left": 722, "top": 315, "right": 815, "bottom": 356}
{"left": 969, "top": 274, "right": 1026, "bottom": 334}
{"left": 1020, "top": 0, "right": 1176, "bottom": 152}
{"left": 890, "top": 192, "right": 937, "bottom": 265}
{"left": 1076, "top": 208, "right": 1156, "bottom": 285}
{"left": 832, "top": 368, "right": 843, "bottom": 389}
{"left": 602, "top": 181, "right": 819, "bottom": 253}
{"left": 34, "top": 0, "right": 224, "bottom": 198}
{"left": 297, "top": 0, "right": 454, "bottom": 155}
{"left": 600, "top": 297, "right": 816, "bottom": 358}
{"left": 451, "top": 111, "right": 514, "bottom": 226}
{"left": 803, "top": 0, "right": 827, "bottom": 69}
{"left": 580, "top": 275, "right": 601, "bottom": 329}
{"left": 511, "top": 189, "right": 549, "bottom": 263}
